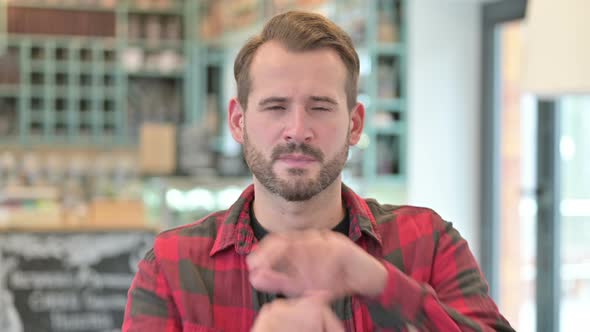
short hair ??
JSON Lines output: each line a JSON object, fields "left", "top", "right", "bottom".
{"left": 233, "top": 11, "right": 360, "bottom": 110}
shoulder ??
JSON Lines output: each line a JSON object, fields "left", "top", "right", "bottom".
{"left": 364, "top": 200, "right": 453, "bottom": 274}
{"left": 150, "top": 210, "right": 229, "bottom": 260}
{"left": 160, "top": 210, "right": 227, "bottom": 238}
{"left": 365, "top": 198, "right": 448, "bottom": 231}
{"left": 364, "top": 199, "right": 451, "bottom": 251}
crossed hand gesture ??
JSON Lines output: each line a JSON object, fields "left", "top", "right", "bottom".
{"left": 248, "top": 230, "right": 387, "bottom": 332}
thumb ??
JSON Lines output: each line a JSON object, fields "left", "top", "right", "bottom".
{"left": 321, "top": 305, "right": 345, "bottom": 332}
{"left": 302, "top": 290, "right": 339, "bottom": 305}
{"left": 249, "top": 268, "right": 299, "bottom": 296}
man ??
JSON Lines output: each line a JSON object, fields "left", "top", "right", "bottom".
{"left": 123, "top": 11, "right": 513, "bottom": 332}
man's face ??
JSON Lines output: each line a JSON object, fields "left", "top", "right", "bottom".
{"left": 232, "top": 41, "right": 363, "bottom": 201}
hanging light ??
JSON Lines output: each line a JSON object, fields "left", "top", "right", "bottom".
{"left": 521, "top": 0, "right": 590, "bottom": 96}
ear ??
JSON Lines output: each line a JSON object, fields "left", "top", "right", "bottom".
{"left": 228, "top": 97, "right": 245, "bottom": 144}
{"left": 348, "top": 102, "right": 365, "bottom": 146}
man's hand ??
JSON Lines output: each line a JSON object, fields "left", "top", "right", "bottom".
{"left": 251, "top": 294, "right": 344, "bottom": 332}
{"left": 247, "top": 230, "right": 387, "bottom": 299}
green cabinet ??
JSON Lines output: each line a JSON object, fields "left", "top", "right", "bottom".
{"left": 360, "top": 0, "right": 407, "bottom": 183}
{"left": 0, "top": 0, "right": 202, "bottom": 146}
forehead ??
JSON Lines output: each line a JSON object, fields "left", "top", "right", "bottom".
{"left": 248, "top": 41, "right": 348, "bottom": 100}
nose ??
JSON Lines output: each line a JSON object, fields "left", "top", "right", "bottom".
{"left": 283, "top": 107, "right": 313, "bottom": 144}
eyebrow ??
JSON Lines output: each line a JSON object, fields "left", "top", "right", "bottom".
{"left": 309, "top": 95, "right": 338, "bottom": 105}
{"left": 259, "top": 97, "right": 289, "bottom": 107}
{"left": 258, "top": 96, "right": 339, "bottom": 107}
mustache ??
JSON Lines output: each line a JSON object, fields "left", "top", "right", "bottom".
{"left": 271, "top": 143, "right": 324, "bottom": 162}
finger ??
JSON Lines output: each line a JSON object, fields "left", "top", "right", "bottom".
{"left": 302, "top": 290, "right": 339, "bottom": 305}
{"left": 251, "top": 300, "right": 286, "bottom": 332}
{"left": 249, "top": 268, "right": 300, "bottom": 296}
{"left": 247, "top": 235, "right": 290, "bottom": 271}
{"left": 322, "top": 305, "right": 345, "bottom": 332}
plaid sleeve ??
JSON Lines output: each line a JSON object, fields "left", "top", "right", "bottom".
{"left": 366, "top": 216, "right": 514, "bottom": 331}
{"left": 122, "top": 247, "right": 181, "bottom": 332}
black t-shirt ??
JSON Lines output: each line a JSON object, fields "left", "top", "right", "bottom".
{"left": 250, "top": 206, "right": 350, "bottom": 240}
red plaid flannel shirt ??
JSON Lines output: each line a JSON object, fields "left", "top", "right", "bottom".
{"left": 123, "top": 184, "right": 513, "bottom": 331}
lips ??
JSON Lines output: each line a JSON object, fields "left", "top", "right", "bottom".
{"left": 277, "top": 154, "right": 317, "bottom": 162}
{"left": 275, "top": 154, "right": 318, "bottom": 168}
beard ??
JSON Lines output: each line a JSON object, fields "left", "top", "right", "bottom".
{"left": 243, "top": 131, "right": 349, "bottom": 202}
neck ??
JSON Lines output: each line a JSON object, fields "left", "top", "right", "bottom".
{"left": 252, "top": 178, "right": 345, "bottom": 233}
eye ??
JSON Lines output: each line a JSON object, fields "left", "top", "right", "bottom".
{"left": 311, "top": 107, "right": 330, "bottom": 112}
{"left": 265, "top": 105, "right": 286, "bottom": 111}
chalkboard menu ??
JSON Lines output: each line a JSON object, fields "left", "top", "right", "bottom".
{"left": 0, "top": 230, "right": 156, "bottom": 332}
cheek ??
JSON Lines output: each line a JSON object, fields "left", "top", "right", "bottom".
{"left": 324, "top": 122, "right": 350, "bottom": 142}
{"left": 249, "top": 118, "right": 283, "bottom": 140}
{"left": 245, "top": 124, "right": 278, "bottom": 152}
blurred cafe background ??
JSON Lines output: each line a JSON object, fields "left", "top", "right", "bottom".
{"left": 0, "top": 0, "right": 588, "bottom": 331}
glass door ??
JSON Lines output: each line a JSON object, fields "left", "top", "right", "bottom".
{"left": 483, "top": 2, "right": 590, "bottom": 332}
{"left": 559, "top": 97, "right": 590, "bottom": 332}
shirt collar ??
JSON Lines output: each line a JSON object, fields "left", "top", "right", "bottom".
{"left": 209, "top": 183, "right": 383, "bottom": 257}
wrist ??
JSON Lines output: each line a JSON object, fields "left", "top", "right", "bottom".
{"left": 361, "top": 258, "right": 388, "bottom": 297}
{"left": 348, "top": 249, "right": 388, "bottom": 297}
